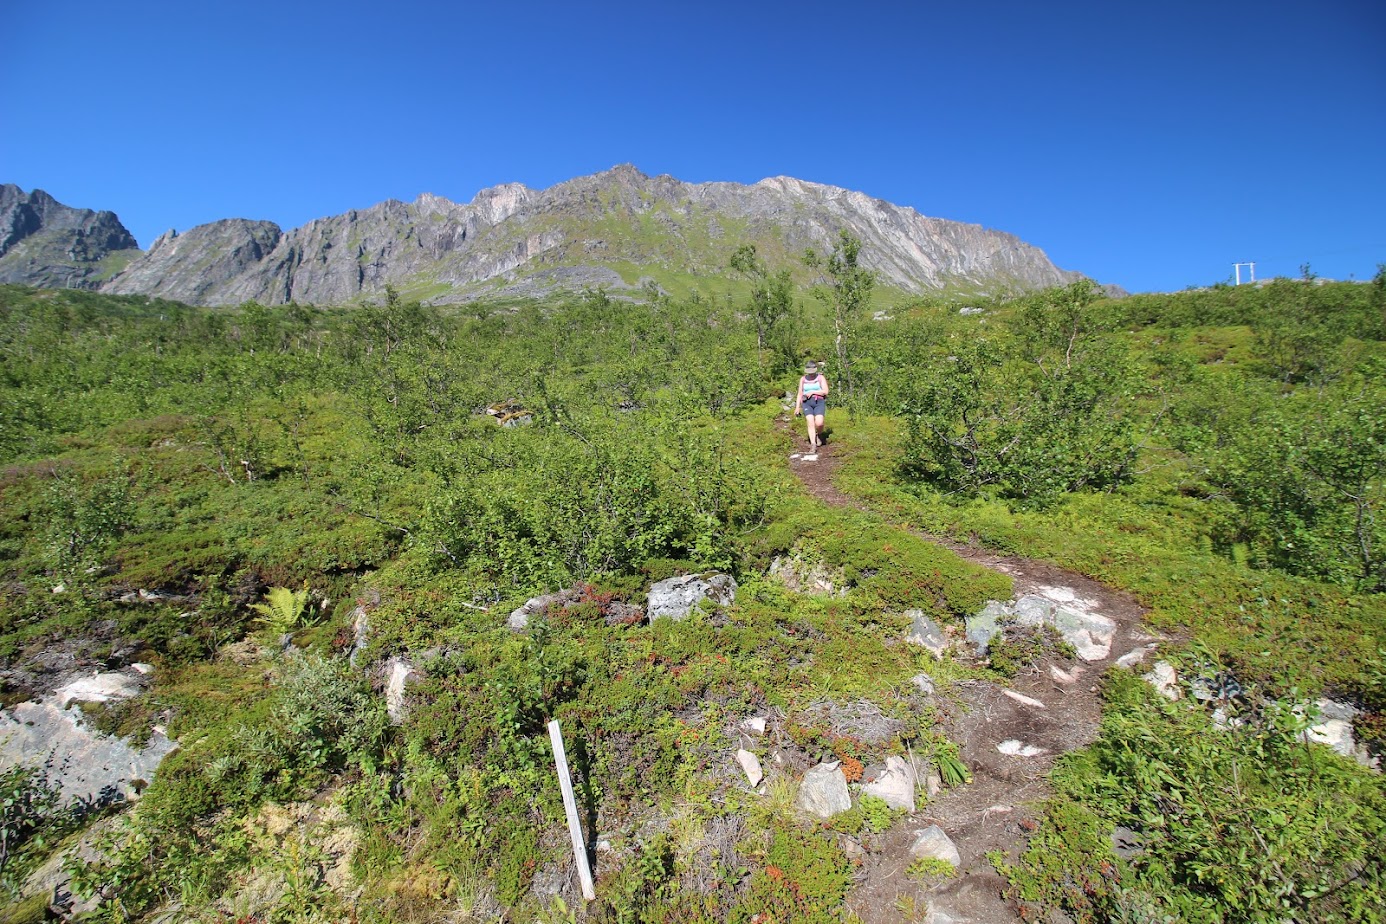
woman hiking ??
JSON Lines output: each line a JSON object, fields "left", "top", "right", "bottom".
{"left": 794, "top": 360, "right": 830, "bottom": 453}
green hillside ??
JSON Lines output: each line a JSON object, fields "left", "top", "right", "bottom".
{"left": 0, "top": 265, "right": 1383, "bottom": 923}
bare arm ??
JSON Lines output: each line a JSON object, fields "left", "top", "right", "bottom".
{"left": 794, "top": 377, "right": 805, "bottom": 415}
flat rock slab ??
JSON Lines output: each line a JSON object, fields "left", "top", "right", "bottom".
{"left": 0, "top": 699, "right": 175, "bottom": 805}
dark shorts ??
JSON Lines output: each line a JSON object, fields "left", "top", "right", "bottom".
{"left": 803, "top": 395, "right": 825, "bottom": 416}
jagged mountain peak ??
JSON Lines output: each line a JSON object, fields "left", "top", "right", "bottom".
{"left": 0, "top": 185, "right": 141, "bottom": 289}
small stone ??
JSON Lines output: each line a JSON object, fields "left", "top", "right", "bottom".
{"left": 908, "top": 825, "right": 961, "bottom": 867}
{"left": 1050, "top": 665, "right": 1081, "bottom": 684}
{"left": 1116, "top": 645, "right": 1157, "bottom": 668}
{"left": 910, "top": 673, "right": 936, "bottom": 695}
{"left": 508, "top": 590, "right": 571, "bottom": 632}
{"left": 1305, "top": 717, "right": 1357, "bottom": 759}
{"left": 742, "top": 716, "right": 767, "bottom": 735}
{"left": 1003, "top": 690, "right": 1046, "bottom": 709}
{"left": 131, "top": 663, "right": 154, "bottom": 675}
{"left": 1143, "top": 661, "right": 1181, "bottom": 700}
{"left": 736, "top": 749, "right": 764, "bottom": 787}
{"left": 840, "top": 835, "right": 866, "bottom": 860}
{"left": 996, "top": 740, "right": 1047, "bottom": 757}
{"left": 384, "top": 657, "right": 419, "bottom": 725}
{"left": 1211, "top": 706, "right": 1244, "bottom": 730}
{"left": 348, "top": 605, "right": 371, "bottom": 668}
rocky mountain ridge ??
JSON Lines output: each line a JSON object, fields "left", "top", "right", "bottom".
{"left": 0, "top": 184, "right": 141, "bottom": 289}
{"left": 7, "top": 168, "right": 1089, "bottom": 305}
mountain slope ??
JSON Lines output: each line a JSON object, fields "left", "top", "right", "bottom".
{"left": 102, "top": 165, "right": 1083, "bottom": 306}
{"left": 0, "top": 185, "right": 141, "bottom": 289}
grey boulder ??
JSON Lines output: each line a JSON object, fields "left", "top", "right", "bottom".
{"left": 796, "top": 761, "right": 851, "bottom": 818}
{"left": 647, "top": 574, "right": 737, "bottom": 622}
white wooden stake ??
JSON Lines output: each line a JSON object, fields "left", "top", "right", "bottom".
{"left": 548, "top": 719, "right": 596, "bottom": 900}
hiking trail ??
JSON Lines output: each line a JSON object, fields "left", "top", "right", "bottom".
{"left": 785, "top": 427, "right": 1159, "bottom": 924}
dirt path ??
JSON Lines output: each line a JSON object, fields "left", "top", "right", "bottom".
{"left": 787, "top": 433, "right": 1157, "bottom": 924}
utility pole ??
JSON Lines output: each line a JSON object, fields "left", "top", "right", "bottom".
{"left": 1233, "top": 262, "right": 1256, "bottom": 285}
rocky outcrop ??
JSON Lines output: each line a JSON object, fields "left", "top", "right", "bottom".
{"left": 647, "top": 573, "right": 737, "bottom": 622}
{"left": 0, "top": 185, "right": 141, "bottom": 289}
{"left": 0, "top": 667, "right": 176, "bottom": 804}
{"left": 98, "top": 165, "right": 1089, "bottom": 306}
{"left": 967, "top": 587, "right": 1118, "bottom": 662}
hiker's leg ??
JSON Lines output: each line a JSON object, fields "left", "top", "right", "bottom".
{"left": 805, "top": 414, "right": 818, "bottom": 450}
{"left": 811, "top": 413, "right": 825, "bottom": 448}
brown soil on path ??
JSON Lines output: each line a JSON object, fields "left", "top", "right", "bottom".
{"left": 783, "top": 421, "right": 1158, "bottom": 924}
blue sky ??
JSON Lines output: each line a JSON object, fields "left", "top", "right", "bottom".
{"left": 3, "top": 0, "right": 1383, "bottom": 293}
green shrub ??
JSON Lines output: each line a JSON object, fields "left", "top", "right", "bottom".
{"left": 1005, "top": 671, "right": 1386, "bottom": 923}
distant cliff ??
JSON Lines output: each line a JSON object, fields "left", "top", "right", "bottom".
{"left": 0, "top": 185, "right": 141, "bottom": 289}
{"left": 100, "top": 166, "right": 1084, "bottom": 305}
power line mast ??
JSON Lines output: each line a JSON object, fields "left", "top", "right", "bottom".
{"left": 1233, "top": 261, "right": 1256, "bottom": 285}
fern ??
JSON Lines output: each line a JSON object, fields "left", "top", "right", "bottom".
{"left": 250, "top": 583, "right": 315, "bottom": 636}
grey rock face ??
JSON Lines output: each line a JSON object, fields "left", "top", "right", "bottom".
{"left": 647, "top": 573, "right": 737, "bottom": 622}
{"left": 796, "top": 761, "right": 852, "bottom": 818}
{"left": 99, "top": 165, "right": 1089, "bottom": 306}
{"left": 102, "top": 218, "right": 284, "bottom": 304}
{"left": 0, "top": 185, "right": 141, "bottom": 289}
{"left": 0, "top": 668, "right": 175, "bottom": 805}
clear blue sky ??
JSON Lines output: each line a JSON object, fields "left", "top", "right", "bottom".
{"left": 3, "top": 0, "right": 1383, "bottom": 293}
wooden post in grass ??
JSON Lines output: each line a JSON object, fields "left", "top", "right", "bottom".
{"left": 548, "top": 719, "right": 596, "bottom": 900}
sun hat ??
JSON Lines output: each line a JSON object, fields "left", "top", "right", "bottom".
{"left": 804, "top": 360, "right": 818, "bottom": 373}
